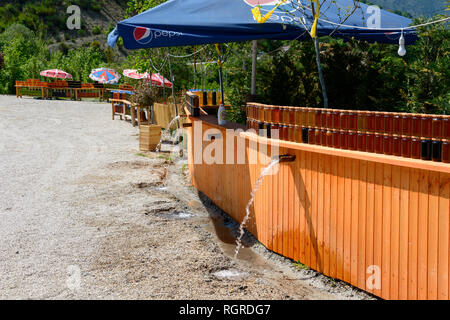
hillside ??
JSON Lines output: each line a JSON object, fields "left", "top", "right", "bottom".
{"left": 0, "top": 0, "right": 127, "bottom": 50}
{"left": 360, "top": 0, "right": 448, "bottom": 18}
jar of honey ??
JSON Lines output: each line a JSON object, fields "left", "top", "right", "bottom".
{"left": 295, "top": 108, "right": 302, "bottom": 126}
{"left": 340, "top": 111, "right": 349, "bottom": 131}
{"left": 375, "top": 112, "right": 384, "bottom": 133}
{"left": 384, "top": 113, "right": 394, "bottom": 135}
{"left": 367, "top": 112, "right": 376, "bottom": 133}
{"left": 443, "top": 117, "right": 450, "bottom": 140}
{"left": 442, "top": 140, "right": 450, "bottom": 163}
{"left": 315, "top": 110, "right": 322, "bottom": 128}
{"left": 308, "top": 127, "right": 316, "bottom": 145}
{"left": 289, "top": 107, "right": 296, "bottom": 125}
{"left": 301, "top": 108, "right": 308, "bottom": 127}
{"left": 421, "top": 115, "right": 432, "bottom": 139}
{"left": 321, "top": 129, "right": 327, "bottom": 146}
{"left": 432, "top": 116, "right": 443, "bottom": 140}
{"left": 266, "top": 123, "right": 272, "bottom": 138}
{"left": 366, "top": 133, "right": 375, "bottom": 153}
{"left": 348, "top": 112, "right": 358, "bottom": 131}
{"left": 332, "top": 111, "right": 340, "bottom": 130}
{"left": 357, "top": 132, "right": 366, "bottom": 152}
{"left": 321, "top": 111, "right": 328, "bottom": 130}
{"left": 401, "top": 136, "right": 412, "bottom": 158}
{"left": 271, "top": 123, "right": 280, "bottom": 140}
{"left": 383, "top": 134, "right": 394, "bottom": 155}
{"left": 357, "top": 112, "right": 367, "bottom": 132}
{"left": 308, "top": 108, "right": 316, "bottom": 127}
{"left": 333, "top": 130, "right": 340, "bottom": 148}
{"left": 326, "top": 130, "right": 333, "bottom": 147}
{"left": 302, "top": 128, "right": 309, "bottom": 144}
{"left": 325, "top": 112, "right": 333, "bottom": 130}
{"left": 259, "top": 105, "right": 265, "bottom": 122}
{"left": 432, "top": 140, "right": 442, "bottom": 162}
{"left": 421, "top": 139, "right": 432, "bottom": 161}
{"left": 411, "top": 114, "right": 421, "bottom": 137}
{"left": 315, "top": 129, "right": 321, "bottom": 145}
{"left": 402, "top": 114, "right": 412, "bottom": 137}
{"left": 264, "top": 106, "right": 272, "bottom": 123}
{"left": 271, "top": 106, "right": 279, "bottom": 124}
{"left": 375, "top": 134, "right": 384, "bottom": 154}
{"left": 348, "top": 131, "right": 357, "bottom": 150}
{"left": 340, "top": 131, "right": 349, "bottom": 150}
{"left": 289, "top": 125, "right": 296, "bottom": 142}
{"left": 393, "top": 135, "right": 402, "bottom": 157}
{"left": 411, "top": 137, "right": 421, "bottom": 159}
{"left": 293, "top": 125, "right": 301, "bottom": 143}
{"left": 393, "top": 113, "right": 402, "bottom": 134}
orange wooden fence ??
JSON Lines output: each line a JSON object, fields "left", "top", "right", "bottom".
{"left": 187, "top": 116, "right": 450, "bottom": 300}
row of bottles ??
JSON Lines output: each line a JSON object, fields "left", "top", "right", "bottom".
{"left": 246, "top": 104, "right": 450, "bottom": 163}
{"left": 190, "top": 89, "right": 222, "bottom": 107}
{"left": 247, "top": 104, "right": 450, "bottom": 140}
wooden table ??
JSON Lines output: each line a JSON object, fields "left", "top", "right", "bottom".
{"left": 15, "top": 85, "right": 49, "bottom": 99}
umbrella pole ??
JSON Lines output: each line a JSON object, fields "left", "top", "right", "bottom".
{"left": 167, "top": 51, "right": 178, "bottom": 119}
{"left": 218, "top": 65, "right": 225, "bottom": 105}
{"left": 314, "top": 37, "right": 329, "bottom": 109}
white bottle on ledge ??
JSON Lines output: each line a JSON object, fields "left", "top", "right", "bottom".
{"left": 218, "top": 104, "right": 227, "bottom": 126}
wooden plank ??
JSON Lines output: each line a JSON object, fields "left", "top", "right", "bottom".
{"left": 310, "top": 153, "right": 319, "bottom": 271}
{"left": 373, "top": 162, "right": 384, "bottom": 298}
{"left": 408, "top": 168, "right": 420, "bottom": 300}
{"left": 293, "top": 149, "right": 301, "bottom": 262}
{"left": 304, "top": 151, "right": 312, "bottom": 267}
{"left": 330, "top": 155, "right": 338, "bottom": 279}
{"left": 343, "top": 157, "right": 352, "bottom": 283}
{"left": 323, "top": 155, "right": 331, "bottom": 276}
{"left": 351, "top": 159, "right": 360, "bottom": 286}
{"left": 365, "top": 161, "right": 375, "bottom": 295}
{"left": 428, "top": 171, "right": 440, "bottom": 300}
{"left": 390, "top": 164, "right": 401, "bottom": 300}
{"left": 399, "top": 167, "right": 410, "bottom": 300}
{"left": 288, "top": 161, "right": 295, "bottom": 259}
{"left": 438, "top": 173, "right": 449, "bottom": 300}
{"left": 336, "top": 156, "right": 345, "bottom": 280}
{"left": 317, "top": 153, "right": 325, "bottom": 273}
{"left": 299, "top": 150, "right": 308, "bottom": 265}
{"left": 382, "top": 164, "right": 392, "bottom": 300}
{"left": 282, "top": 152, "right": 289, "bottom": 256}
{"left": 358, "top": 160, "right": 368, "bottom": 291}
{"left": 417, "top": 170, "right": 429, "bottom": 300}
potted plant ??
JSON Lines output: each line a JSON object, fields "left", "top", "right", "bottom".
{"left": 133, "top": 83, "right": 161, "bottom": 152}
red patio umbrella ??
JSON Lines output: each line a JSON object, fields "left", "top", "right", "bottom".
{"left": 40, "top": 69, "right": 73, "bottom": 79}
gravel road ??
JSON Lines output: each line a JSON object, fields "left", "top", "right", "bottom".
{"left": 0, "top": 96, "right": 373, "bottom": 300}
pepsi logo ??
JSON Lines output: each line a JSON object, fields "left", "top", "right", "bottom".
{"left": 134, "top": 27, "right": 153, "bottom": 44}
{"left": 243, "top": 0, "right": 295, "bottom": 13}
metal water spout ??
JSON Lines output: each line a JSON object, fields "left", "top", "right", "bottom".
{"left": 277, "top": 154, "right": 296, "bottom": 163}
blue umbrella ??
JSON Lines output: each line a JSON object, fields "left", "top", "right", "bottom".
{"left": 108, "top": 0, "right": 418, "bottom": 49}
{"left": 89, "top": 68, "right": 121, "bottom": 84}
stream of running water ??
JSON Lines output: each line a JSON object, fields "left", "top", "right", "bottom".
{"left": 233, "top": 158, "right": 281, "bottom": 261}
{"left": 156, "top": 115, "right": 181, "bottom": 152}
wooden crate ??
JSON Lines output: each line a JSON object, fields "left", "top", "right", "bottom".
{"left": 139, "top": 125, "right": 161, "bottom": 152}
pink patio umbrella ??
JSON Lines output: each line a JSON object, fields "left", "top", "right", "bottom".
{"left": 40, "top": 69, "right": 73, "bottom": 79}
{"left": 123, "top": 69, "right": 172, "bottom": 88}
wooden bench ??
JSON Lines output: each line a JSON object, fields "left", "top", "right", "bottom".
{"left": 111, "top": 99, "right": 152, "bottom": 127}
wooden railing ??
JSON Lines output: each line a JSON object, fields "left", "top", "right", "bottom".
{"left": 186, "top": 113, "right": 450, "bottom": 300}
